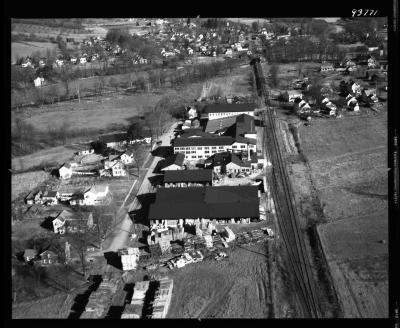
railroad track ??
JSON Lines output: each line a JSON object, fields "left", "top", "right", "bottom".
{"left": 251, "top": 58, "right": 321, "bottom": 318}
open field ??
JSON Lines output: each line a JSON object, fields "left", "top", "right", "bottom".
{"left": 167, "top": 242, "right": 272, "bottom": 318}
{"left": 12, "top": 23, "right": 98, "bottom": 40}
{"left": 11, "top": 171, "right": 50, "bottom": 201}
{"left": 317, "top": 213, "right": 388, "bottom": 318}
{"left": 11, "top": 42, "right": 59, "bottom": 61}
{"left": 11, "top": 145, "right": 76, "bottom": 172}
{"left": 13, "top": 93, "right": 161, "bottom": 133}
{"left": 282, "top": 106, "right": 388, "bottom": 318}
{"left": 298, "top": 112, "right": 387, "bottom": 221}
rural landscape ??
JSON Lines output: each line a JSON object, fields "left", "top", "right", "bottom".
{"left": 10, "top": 17, "right": 388, "bottom": 319}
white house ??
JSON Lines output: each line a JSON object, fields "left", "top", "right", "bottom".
{"left": 70, "top": 57, "right": 78, "bottom": 64}
{"left": 187, "top": 106, "right": 197, "bottom": 120}
{"left": 59, "top": 163, "right": 73, "bottom": 180}
{"left": 285, "top": 90, "right": 303, "bottom": 102}
{"left": 52, "top": 210, "right": 74, "bottom": 234}
{"left": 34, "top": 77, "right": 45, "bottom": 87}
{"left": 120, "top": 151, "right": 134, "bottom": 165}
{"left": 83, "top": 185, "right": 110, "bottom": 206}
{"left": 55, "top": 59, "right": 64, "bottom": 67}
{"left": 77, "top": 148, "right": 94, "bottom": 156}
{"left": 80, "top": 57, "right": 87, "bottom": 64}
{"left": 110, "top": 161, "right": 127, "bottom": 177}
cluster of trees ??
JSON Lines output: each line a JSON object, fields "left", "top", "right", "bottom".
{"left": 262, "top": 37, "right": 347, "bottom": 63}
{"left": 331, "top": 18, "right": 386, "bottom": 47}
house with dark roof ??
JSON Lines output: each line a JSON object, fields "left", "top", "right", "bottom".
{"left": 148, "top": 185, "right": 260, "bottom": 228}
{"left": 99, "top": 133, "right": 128, "bottom": 149}
{"left": 205, "top": 151, "right": 258, "bottom": 174}
{"left": 202, "top": 103, "right": 257, "bottom": 120}
{"left": 159, "top": 153, "right": 185, "bottom": 171}
{"left": 163, "top": 169, "right": 213, "bottom": 187}
{"left": 173, "top": 136, "right": 256, "bottom": 161}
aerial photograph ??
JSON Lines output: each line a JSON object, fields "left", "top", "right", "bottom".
{"left": 10, "top": 17, "right": 388, "bottom": 319}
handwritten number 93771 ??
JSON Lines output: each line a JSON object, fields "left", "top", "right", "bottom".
{"left": 352, "top": 9, "right": 378, "bottom": 17}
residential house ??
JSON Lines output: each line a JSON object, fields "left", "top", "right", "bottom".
{"left": 34, "top": 77, "right": 45, "bottom": 87}
{"left": 77, "top": 148, "right": 95, "bottom": 156}
{"left": 24, "top": 249, "right": 38, "bottom": 263}
{"left": 284, "top": 90, "right": 303, "bottom": 102}
{"left": 38, "top": 250, "right": 58, "bottom": 266}
{"left": 202, "top": 103, "right": 257, "bottom": 120}
{"left": 173, "top": 136, "right": 256, "bottom": 161}
{"left": 55, "top": 59, "right": 64, "bottom": 67}
{"left": 52, "top": 215, "right": 66, "bottom": 234}
{"left": 34, "top": 191, "right": 43, "bottom": 204}
{"left": 110, "top": 161, "right": 127, "bottom": 177}
{"left": 320, "top": 63, "right": 334, "bottom": 72}
{"left": 120, "top": 150, "right": 135, "bottom": 165}
{"left": 25, "top": 191, "right": 36, "bottom": 205}
{"left": 148, "top": 186, "right": 260, "bottom": 229}
{"left": 83, "top": 185, "right": 110, "bottom": 205}
{"left": 70, "top": 57, "right": 78, "bottom": 64}
{"left": 80, "top": 57, "right": 87, "bottom": 64}
{"left": 163, "top": 169, "right": 213, "bottom": 187}
{"left": 38, "top": 59, "right": 46, "bottom": 68}
{"left": 59, "top": 163, "right": 73, "bottom": 179}
{"left": 160, "top": 153, "right": 185, "bottom": 171}
{"left": 99, "top": 133, "right": 128, "bottom": 149}
{"left": 41, "top": 191, "right": 59, "bottom": 205}
{"left": 21, "top": 59, "right": 34, "bottom": 68}
{"left": 187, "top": 106, "right": 198, "bottom": 120}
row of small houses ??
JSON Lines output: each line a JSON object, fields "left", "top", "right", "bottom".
{"left": 26, "top": 184, "right": 110, "bottom": 207}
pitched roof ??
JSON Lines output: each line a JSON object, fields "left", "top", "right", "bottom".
{"left": 164, "top": 169, "right": 213, "bottom": 183}
{"left": 202, "top": 103, "right": 257, "bottom": 114}
{"left": 24, "top": 249, "right": 38, "bottom": 258}
{"left": 99, "top": 133, "right": 127, "bottom": 143}
{"left": 226, "top": 153, "right": 250, "bottom": 167}
{"left": 179, "top": 129, "right": 214, "bottom": 138}
{"left": 204, "top": 152, "right": 230, "bottom": 165}
{"left": 161, "top": 153, "right": 185, "bottom": 168}
{"left": 148, "top": 186, "right": 259, "bottom": 220}
{"left": 173, "top": 137, "right": 236, "bottom": 147}
{"left": 204, "top": 115, "right": 237, "bottom": 133}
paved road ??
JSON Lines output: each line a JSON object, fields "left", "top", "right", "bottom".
{"left": 101, "top": 122, "right": 178, "bottom": 253}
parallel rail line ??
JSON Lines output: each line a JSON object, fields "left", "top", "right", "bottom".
{"left": 251, "top": 58, "right": 321, "bottom": 318}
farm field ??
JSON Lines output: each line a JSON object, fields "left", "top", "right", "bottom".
{"left": 12, "top": 93, "right": 162, "bottom": 133}
{"left": 11, "top": 145, "right": 77, "bottom": 172}
{"left": 11, "top": 42, "right": 59, "bottom": 62}
{"left": 283, "top": 107, "right": 388, "bottom": 317}
{"left": 11, "top": 171, "right": 50, "bottom": 201}
{"left": 167, "top": 242, "right": 272, "bottom": 318}
{"left": 317, "top": 213, "right": 388, "bottom": 318}
{"left": 298, "top": 112, "right": 387, "bottom": 221}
